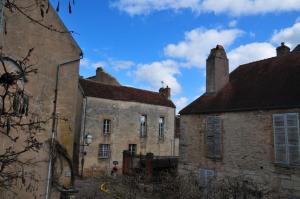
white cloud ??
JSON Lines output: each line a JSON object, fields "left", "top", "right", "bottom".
{"left": 134, "top": 60, "right": 181, "bottom": 94}
{"left": 80, "top": 58, "right": 90, "bottom": 68}
{"left": 228, "top": 42, "right": 275, "bottom": 71}
{"left": 228, "top": 20, "right": 237, "bottom": 27}
{"left": 271, "top": 22, "right": 300, "bottom": 49}
{"left": 174, "top": 97, "right": 189, "bottom": 113}
{"left": 111, "top": 0, "right": 300, "bottom": 16}
{"left": 82, "top": 58, "right": 135, "bottom": 71}
{"left": 91, "top": 61, "right": 106, "bottom": 69}
{"left": 111, "top": 0, "right": 202, "bottom": 16}
{"left": 164, "top": 28, "right": 243, "bottom": 67}
{"left": 111, "top": 60, "right": 135, "bottom": 71}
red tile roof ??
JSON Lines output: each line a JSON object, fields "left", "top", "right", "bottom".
{"left": 180, "top": 51, "right": 300, "bottom": 115}
{"left": 79, "top": 79, "right": 176, "bottom": 108}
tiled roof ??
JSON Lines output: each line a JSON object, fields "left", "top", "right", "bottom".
{"left": 180, "top": 51, "right": 300, "bottom": 115}
{"left": 79, "top": 79, "right": 176, "bottom": 108}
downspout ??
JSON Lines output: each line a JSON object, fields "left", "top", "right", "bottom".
{"left": 45, "top": 54, "right": 83, "bottom": 199}
{"left": 79, "top": 86, "right": 87, "bottom": 177}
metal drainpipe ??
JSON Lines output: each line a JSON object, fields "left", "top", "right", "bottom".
{"left": 45, "top": 54, "right": 83, "bottom": 199}
{"left": 80, "top": 89, "right": 87, "bottom": 177}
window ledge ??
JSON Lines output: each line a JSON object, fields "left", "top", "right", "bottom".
{"left": 273, "top": 163, "right": 300, "bottom": 169}
{"left": 206, "top": 156, "right": 222, "bottom": 162}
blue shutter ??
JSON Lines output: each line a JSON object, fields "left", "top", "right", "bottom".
{"left": 273, "top": 114, "right": 288, "bottom": 164}
{"left": 286, "top": 114, "right": 300, "bottom": 165}
{"left": 0, "top": 0, "right": 4, "bottom": 33}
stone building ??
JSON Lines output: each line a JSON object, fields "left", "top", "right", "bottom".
{"left": 75, "top": 68, "right": 178, "bottom": 176}
{"left": 179, "top": 43, "right": 300, "bottom": 197}
{"left": 1, "top": 1, "right": 81, "bottom": 198}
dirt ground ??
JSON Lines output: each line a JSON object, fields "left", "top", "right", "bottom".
{"left": 74, "top": 176, "right": 162, "bottom": 199}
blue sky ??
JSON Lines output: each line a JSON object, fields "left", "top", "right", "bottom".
{"left": 53, "top": 0, "right": 300, "bottom": 112}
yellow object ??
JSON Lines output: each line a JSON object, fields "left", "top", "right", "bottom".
{"left": 100, "top": 183, "right": 109, "bottom": 193}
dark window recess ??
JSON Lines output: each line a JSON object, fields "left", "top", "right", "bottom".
{"left": 129, "top": 144, "right": 137, "bottom": 156}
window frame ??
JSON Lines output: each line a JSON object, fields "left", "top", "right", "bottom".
{"left": 140, "top": 115, "right": 147, "bottom": 138}
{"left": 98, "top": 144, "right": 110, "bottom": 159}
{"left": 129, "top": 144, "right": 137, "bottom": 156}
{"left": 273, "top": 113, "right": 300, "bottom": 166}
{"left": 103, "top": 119, "right": 111, "bottom": 135}
{"left": 159, "top": 116, "right": 165, "bottom": 140}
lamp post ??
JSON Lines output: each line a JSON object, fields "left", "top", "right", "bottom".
{"left": 80, "top": 134, "right": 92, "bottom": 177}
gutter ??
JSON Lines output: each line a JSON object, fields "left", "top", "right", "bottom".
{"left": 45, "top": 53, "right": 83, "bottom": 199}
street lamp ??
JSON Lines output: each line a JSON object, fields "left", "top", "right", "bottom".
{"left": 84, "top": 134, "right": 93, "bottom": 146}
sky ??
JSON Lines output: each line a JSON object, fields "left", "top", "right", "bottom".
{"left": 53, "top": 0, "right": 300, "bottom": 113}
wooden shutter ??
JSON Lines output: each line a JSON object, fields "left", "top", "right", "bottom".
{"left": 286, "top": 114, "right": 300, "bottom": 165}
{"left": 0, "top": 0, "right": 4, "bottom": 33}
{"left": 273, "top": 114, "right": 287, "bottom": 164}
{"left": 207, "top": 116, "right": 222, "bottom": 158}
{"left": 198, "top": 169, "right": 206, "bottom": 187}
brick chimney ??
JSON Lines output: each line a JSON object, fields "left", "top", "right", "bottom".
{"left": 159, "top": 86, "right": 171, "bottom": 99}
{"left": 276, "top": 42, "right": 290, "bottom": 57}
{"left": 206, "top": 45, "right": 229, "bottom": 95}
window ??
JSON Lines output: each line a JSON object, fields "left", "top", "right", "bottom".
{"left": 129, "top": 144, "right": 137, "bottom": 156}
{"left": 159, "top": 117, "right": 165, "bottom": 140}
{"left": 103, "top": 119, "right": 111, "bottom": 135}
{"left": 273, "top": 113, "right": 300, "bottom": 165}
{"left": 98, "top": 144, "right": 110, "bottom": 159}
{"left": 140, "top": 115, "right": 147, "bottom": 137}
{"left": 198, "top": 169, "right": 215, "bottom": 187}
{"left": 206, "top": 116, "right": 222, "bottom": 159}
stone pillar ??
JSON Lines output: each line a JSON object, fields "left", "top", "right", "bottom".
{"left": 145, "top": 153, "right": 154, "bottom": 182}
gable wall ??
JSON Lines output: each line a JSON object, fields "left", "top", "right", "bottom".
{"left": 0, "top": 0, "right": 81, "bottom": 198}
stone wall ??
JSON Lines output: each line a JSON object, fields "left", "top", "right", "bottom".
{"left": 0, "top": 1, "right": 81, "bottom": 198}
{"left": 81, "top": 97, "right": 176, "bottom": 176}
{"left": 179, "top": 109, "right": 300, "bottom": 197}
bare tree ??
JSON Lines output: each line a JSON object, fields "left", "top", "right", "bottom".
{"left": 0, "top": 50, "right": 47, "bottom": 197}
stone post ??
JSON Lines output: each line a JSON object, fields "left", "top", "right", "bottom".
{"left": 145, "top": 153, "right": 154, "bottom": 182}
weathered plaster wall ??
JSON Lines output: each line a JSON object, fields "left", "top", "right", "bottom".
{"left": 0, "top": 0, "right": 81, "bottom": 198}
{"left": 82, "top": 97, "right": 176, "bottom": 176}
{"left": 179, "top": 109, "right": 300, "bottom": 197}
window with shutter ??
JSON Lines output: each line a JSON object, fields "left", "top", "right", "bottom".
{"left": 273, "top": 113, "right": 300, "bottom": 166}
{"left": 206, "top": 116, "right": 222, "bottom": 159}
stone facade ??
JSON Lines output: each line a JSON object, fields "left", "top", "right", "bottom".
{"left": 80, "top": 97, "right": 176, "bottom": 176}
{"left": 179, "top": 109, "right": 300, "bottom": 197}
{"left": 1, "top": 1, "right": 81, "bottom": 198}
